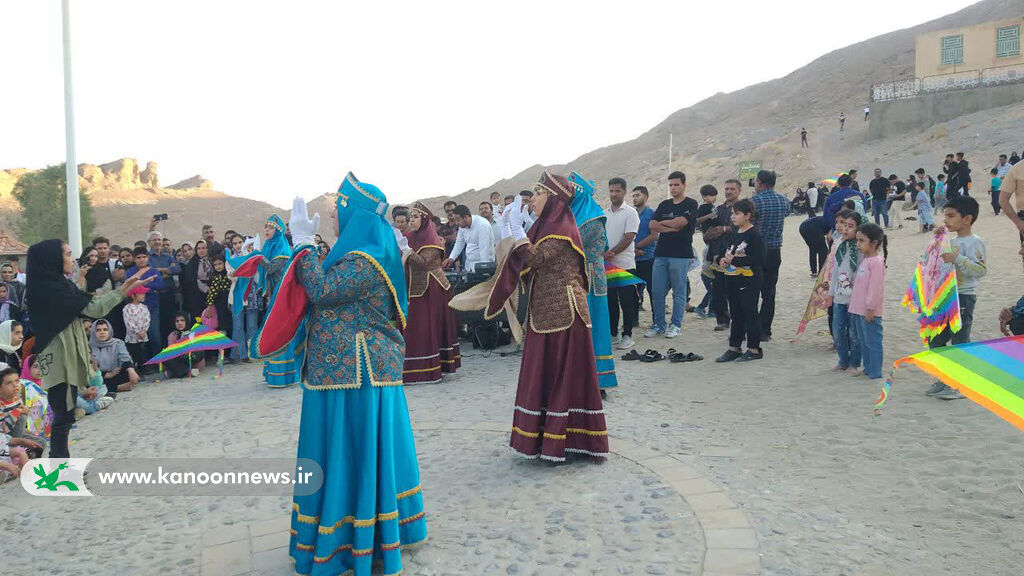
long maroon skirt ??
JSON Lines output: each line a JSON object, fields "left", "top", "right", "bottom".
{"left": 510, "top": 316, "right": 609, "bottom": 461}
{"left": 403, "top": 283, "right": 461, "bottom": 384}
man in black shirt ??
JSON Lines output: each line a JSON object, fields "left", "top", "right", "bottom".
{"left": 868, "top": 168, "right": 890, "bottom": 227}
{"left": 848, "top": 169, "right": 860, "bottom": 192}
{"left": 704, "top": 179, "right": 741, "bottom": 330}
{"left": 645, "top": 171, "right": 699, "bottom": 339}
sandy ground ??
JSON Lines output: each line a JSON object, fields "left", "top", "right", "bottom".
{"left": 1, "top": 208, "right": 1022, "bottom": 575}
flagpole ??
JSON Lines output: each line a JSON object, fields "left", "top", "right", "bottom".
{"left": 62, "top": 0, "right": 82, "bottom": 255}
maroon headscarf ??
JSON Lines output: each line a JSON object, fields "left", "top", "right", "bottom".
{"left": 407, "top": 201, "right": 444, "bottom": 252}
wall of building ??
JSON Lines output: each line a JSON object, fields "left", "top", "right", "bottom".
{"left": 916, "top": 17, "right": 1024, "bottom": 77}
{"left": 867, "top": 82, "right": 1024, "bottom": 140}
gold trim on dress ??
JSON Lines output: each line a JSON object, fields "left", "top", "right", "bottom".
{"left": 350, "top": 250, "right": 407, "bottom": 330}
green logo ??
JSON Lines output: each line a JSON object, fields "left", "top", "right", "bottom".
{"left": 33, "top": 462, "right": 80, "bottom": 492}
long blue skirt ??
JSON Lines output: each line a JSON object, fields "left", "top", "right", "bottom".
{"left": 263, "top": 320, "right": 306, "bottom": 388}
{"left": 289, "top": 358, "right": 427, "bottom": 576}
{"left": 587, "top": 291, "right": 618, "bottom": 389}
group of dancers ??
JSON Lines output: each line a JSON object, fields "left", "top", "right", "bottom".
{"left": 215, "top": 169, "right": 612, "bottom": 575}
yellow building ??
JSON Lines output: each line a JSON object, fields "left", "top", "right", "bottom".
{"left": 916, "top": 17, "right": 1024, "bottom": 77}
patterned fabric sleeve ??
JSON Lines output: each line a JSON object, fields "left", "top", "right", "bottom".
{"left": 405, "top": 247, "right": 442, "bottom": 271}
{"left": 297, "top": 251, "right": 381, "bottom": 307}
{"left": 578, "top": 220, "right": 608, "bottom": 296}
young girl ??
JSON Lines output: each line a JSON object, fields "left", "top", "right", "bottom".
{"left": 76, "top": 360, "right": 112, "bottom": 416}
{"left": 90, "top": 319, "right": 139, "bottom": 397}
{"left": 203, "top": 258, "right": 232, "bottom": 332}
{"left": 123, "top": 285, "right": 151, "bottom": 367}
{"left": 715, "top": 199, "right": 766, "bottom": 362}
{"left": 165, "top": 312, "right": 205, "bottom": 379}
{"left": 828, "top": 209, "right": 862, "bottom": 372}
{"left": 848, "top": 223, "right": 887, "bottom": 380}
{"left": 0, "top": 320, "right": 23, "bottom": 368}
{"left": 20, "top": 355, "right": 51, "bottom": 440}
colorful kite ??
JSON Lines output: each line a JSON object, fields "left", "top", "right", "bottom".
{"left": 795, "top": 238, "right": 842, "bottom": 337}
{"left": 604, "top": 263, "right": 645, "bottom": 289}
{"left": 875, "top": 335, "right": 1024, "bottom": 432}
{"left": 145, "top": 322, "right": 237, "bottom": 377}
{"left": 902, "top": 226, "right": 961, "bottom": 344}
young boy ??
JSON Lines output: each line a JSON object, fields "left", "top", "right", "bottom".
{"left": 926, "top": 195, "right": 987, "bottom": 400}
{"left": 125, "top": 247, "right": 163, "bottom": 358}
{"left": 694, "top": 185, "right": 719, "bottom": 318}
{"left": 933, "top": 174, "right": 947, "bottom": 215}
{"left": 0, "top": 367, "right": 44, "bottom": 459}
{"left": 990, "top": 167, "right": 1002, "bottom": 216}
{"left": 123, "top": 285, "right": 151, "bottom": 367}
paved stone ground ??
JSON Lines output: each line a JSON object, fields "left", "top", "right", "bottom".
{"left": 1, "top": 355, "right": 758, "bottom": 576}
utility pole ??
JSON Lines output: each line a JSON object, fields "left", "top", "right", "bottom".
{"left": 62, "top": 0, "right": 82, "bottom": 254}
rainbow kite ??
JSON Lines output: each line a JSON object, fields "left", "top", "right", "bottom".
{"left": 145, "top": 322, "right": 237, "bottom": 377}
{"left": 902, "top": 227, "right": 961, "bottom": 344}
{"left": 875, "top": 335, "right": 1024, "bottom": 432}
{"left": 604, "top": 263, "right": 645, "bottom": 289}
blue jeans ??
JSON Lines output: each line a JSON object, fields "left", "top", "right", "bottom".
{"left": 872, "top": 199, "right": 889, "bottom": 227}
{"left": 832, "top": 303, "right": 861, "bottom": 369}
{"left": 652, "top": 256, "right": 692, "bottom": 330}
{"left": 852, "top": 314, "right": 883, "bottom": 378}
{"left": 231, "top": 307, "right": 260, "bottom": 360}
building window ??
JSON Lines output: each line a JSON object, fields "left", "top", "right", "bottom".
{"left": 941, "top": 34, "right": 964, "bottom": 66}
{"left": 996, "top": 25, "right": 1020, "bottom": 58}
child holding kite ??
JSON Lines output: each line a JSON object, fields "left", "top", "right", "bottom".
{"left": 849, "top": 223, "right": 887, "bottom": 380}
{"left": 924, "top": 196, "right": 987, "bottom": 400}
{"left": 829, "top": 209, "right": 862, "bottom": 372}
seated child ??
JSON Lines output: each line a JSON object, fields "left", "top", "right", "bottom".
{"left": 0, "top": 319, "right": 23, "bottom": 369}
{"left": 90, "top": 319, "right": 139, "bottom": 398}
{"left": 76, "top": 361, "right": 113, "bottom": 416}
{"left": 0, "top": 366, "right": 45, "bottom": 458}
{"left": 0, "top": 432, "right": 37, "bottom": 483}
{"left": 999, "top": 295, "right": 1024, "bottom": 336}
{"left": 165, "top": 312, "right": 206, "bottom": 379}
{"left": 20, "top": 355, "right": 51, "bottom": 440}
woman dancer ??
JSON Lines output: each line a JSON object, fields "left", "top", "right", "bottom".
{"left": 400, "top": 202, "right": 461, "bottom": 383}
{"left": 256, "top": 215, "right": 304, "bottom": 387}
{"left": 272, "top": 173, "right": 426, "bottom": 575}
{"left": 486, "top": 171, "right": 608, "bottom": 461}
{"left": 568, "top": 171, "right": 618, "bottom": 392}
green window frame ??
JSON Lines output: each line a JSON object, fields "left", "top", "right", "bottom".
{"left": 996, "top": 25, "right": 1020, "bottom": 58}
{"left": 941, "top": 34, "right": 964, "bottom": 66}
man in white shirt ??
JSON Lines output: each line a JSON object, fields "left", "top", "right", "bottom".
{"left": 479, "top": 201, "right": 502, "bottom": 246}
{"left": 805, "top": 181, "right": 818, "bottom": 217}
{"left": 604, "top": 177, "right": 641, "bottom": 349}
{"left": 996, "top": 154, "right": 1011, "bottom": 179}
{"left": 442, "top": 204, "right": 495, "bottom": 272}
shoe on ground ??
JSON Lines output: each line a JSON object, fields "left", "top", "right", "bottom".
{"left": 735, "top": 349, "right": 764, "bottom": 362}
{"left": 600, "top": 390, "right": 607, "bottom": 400}
{"left": 936, "top": 386, "right": 965, "bottom": 400}
{"left": 714, "top": 323, "right": 729, "bottom": 332}
{"left": 715, "top": 349, "right": 743, "bottom": 363}
{"left": 925, "top": 381, "right": 947, "bottom": 396}
{"left": 809, "top": 272, "right": 818, "bottom": 278}
{"left": 665, "top": 325, "right": 681, "bottom": 338}
{"left": 190, "top": 368, "right": 201, "bottom": 378}
{"left": 644, "top": 327, "right": 664, "bottom": 338}
{"left": 610, "top": 335, "right": 622, "bottom": 347}
{"left": 617, "top": 335, "right": 635, "bottom": 350}
{"left": 75, "top": 408, "right": 87, "bottom": 420}
{"left": 97, "top": 396, "right": 114, "bottom": 410}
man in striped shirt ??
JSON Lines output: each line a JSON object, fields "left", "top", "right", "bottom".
{"left": 751, "top": 170, "right": 790, "bottom": 341}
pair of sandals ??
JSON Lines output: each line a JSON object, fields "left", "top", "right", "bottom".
{"left": 621, "top": 349, "right": 703, "bottom": 363}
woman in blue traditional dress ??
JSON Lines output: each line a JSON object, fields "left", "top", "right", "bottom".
{"left": 282, "top": 173, "right": 427, "bottom": 575}
{"left": 256, "top": 215, "right": 305, "bottom": 388}
{"left": 568, "top": 172, "right": 618, "bottom": 393}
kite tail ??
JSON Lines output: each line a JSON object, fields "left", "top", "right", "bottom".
{"left": 874, "top": 369, "right": 895, "bottom": 415}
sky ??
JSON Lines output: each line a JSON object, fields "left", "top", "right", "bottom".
{"left": 1, "top": 0, "right": 976, "bottom": 208}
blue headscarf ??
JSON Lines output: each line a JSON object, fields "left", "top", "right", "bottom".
{"left": 262, "top": 215, "right": 292, "bottom": 262}
{"left": 321, "top": 172, "right": 408, "bottom": 327}
{"left": 568, "top": 171, "right": 606, "bottom": 227}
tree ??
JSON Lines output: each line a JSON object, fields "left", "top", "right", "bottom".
{"left": 12, "top": 163, "right": 95, "bottom": 245}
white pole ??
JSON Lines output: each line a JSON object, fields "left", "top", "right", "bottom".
{"left": 667, "top": 133, "right": 673, "bottom": 198}
{"left": 62, "top": 0, "right": 82, "bottom": 254}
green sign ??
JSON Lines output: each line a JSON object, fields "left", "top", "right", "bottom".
{"left": 738, "top": 160, "right": 762, "bottom": 181}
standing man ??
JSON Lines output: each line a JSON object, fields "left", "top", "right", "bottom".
{"left": 800, "top": 128, "right": 808, "bottom": 148}
{"left": 442, "top": 205, "right": 495, "bottom": 272}
{"left": 145, "top": 230, "right": 180, "bottom": 347}
{"left": 864, "top": 105, "right": 870, "bottom": 121}
{"left": 955, "top": 152, "right": 972, "bottom": 197}
{"left": 604, "top": 178, "right": 640, "bottom": 350}
{"left": 645, "top": 171, "right": 698, "bottom": 339}
{"left": 91, "top": 236, "right": 121, "bottom": 293}
{"left": 201, "top": 224, "right": 225, "bottom": 259}
{"left": 848, "top": 169, "right": 860, "bottom": 192}
{"left": 632, "top": 186, "right": 657, "bottom": 310}
{"left": 705, "top": 179, "right": 741, "bottom": 331}
{"left": 868, "top": 168, "right": 891, "bottom": 227}
{"left": 750, "top": 170, "right": 789, "bottom": 342}
{"left": 839, "top": 112, "right": 845, "bottom": 132}
{"left": 438, "top": 201, "right": 460, "bottom": 257}
{"left": 996, "top": 153, "right": 1011, "bottom": 179}
{"left": 805, "top": 181, "right": 818, "bottom": 217}
{"left": 391, "top": 205, "right": 410, "bottom": 236}
{"left": 999, "top": 157, "right": 1024, "bottom": 271}
{"left": 479, "top": 201, "right": 502, "bottom": 246}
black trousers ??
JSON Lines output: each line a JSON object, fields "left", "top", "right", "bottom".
{"left": 48, "top": 383, "right": 77, "bottom": 458}
{"left": 635, "top": 259, "right": 654, "bottom": 306}
{"left": 608, "top": 282, "right": 639, "bottom": 338}
{"left": 103, "top": 369, "right": 131, "bottom": 398}
{"left": 800, "top": 224, "right": 829, "bottom": 275}
{"left": 759, "top": 248, "right": 782, "bottom": 337}
{"left": 991, "top": 189, "right": 1001, "bottom": 215}
{"left": 727, "top": 276, "right": 762, "bottom": 350}
{"left": 712, "top": 271, "right": 730, "bottom": 326}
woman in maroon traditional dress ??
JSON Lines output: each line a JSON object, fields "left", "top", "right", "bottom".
{"left": 399, "top": 202, "right": 461, "bottom": 383}
{"left": 486, "top": 171, "right": 608, "bottom": 461}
